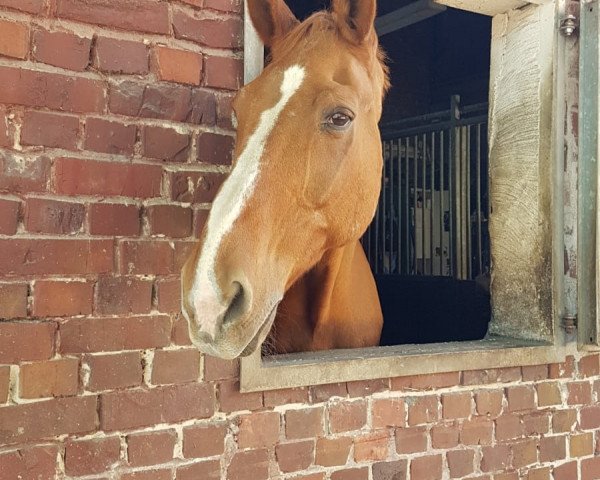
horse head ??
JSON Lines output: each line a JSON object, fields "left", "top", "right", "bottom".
{"left": 182, "top": 0, "right": 388, "bottom": 359}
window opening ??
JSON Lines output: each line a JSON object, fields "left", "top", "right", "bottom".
{"left": 285, "top": 0, "right": 492, "bottom": 346}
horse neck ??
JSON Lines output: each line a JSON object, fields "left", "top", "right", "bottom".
{"left": 271, "top": 240, "right": 382, "bottom": 353}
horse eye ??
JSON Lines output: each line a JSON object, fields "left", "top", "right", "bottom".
{"left": 326, "top": 111, "right": 354, "bottom": 130}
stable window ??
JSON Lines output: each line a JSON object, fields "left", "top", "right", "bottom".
{"left": 241, "top": 0, "right": 569, "bottom": 392}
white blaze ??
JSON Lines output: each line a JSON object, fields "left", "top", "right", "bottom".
{"left": 188, "top": 65, "right": 306, "bottom": 334}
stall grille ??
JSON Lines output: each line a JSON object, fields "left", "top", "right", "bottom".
{"left": 364, "top": 96, "right": 489, "bottom": 280}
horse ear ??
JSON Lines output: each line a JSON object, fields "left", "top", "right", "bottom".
{"left": 247, "top": 0, "right": 299, "bottom": 47}
{"left": 331, "top": 0, "right": 377, "bottom": 44}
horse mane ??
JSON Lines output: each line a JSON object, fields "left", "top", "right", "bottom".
{"left": 269, "top": 11, "right": 390, "bottom": 97}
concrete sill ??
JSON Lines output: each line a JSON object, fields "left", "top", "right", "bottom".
{"left": 240, "top": 335, "right": 564, "bottom": 392}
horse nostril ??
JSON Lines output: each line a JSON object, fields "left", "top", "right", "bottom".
{"left": 222, "top": 281, "right": 246, "bottom": 326}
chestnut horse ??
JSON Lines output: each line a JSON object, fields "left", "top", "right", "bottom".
{"left": 181, "top": 0, "right": 388, "bottom": 359}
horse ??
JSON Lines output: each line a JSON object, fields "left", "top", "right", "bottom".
{"left": 181, "top": 0, "right": 389, "bottom": 359}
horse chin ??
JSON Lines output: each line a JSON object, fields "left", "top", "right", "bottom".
{"left": 239, "top": 304, "right": 278, "bottom": 357}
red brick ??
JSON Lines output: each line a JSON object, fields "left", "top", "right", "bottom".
{"left": 84, "top": 118, "right": 136, "bottom": 155}
{"left": 372, "top": 460, "right": 407, "bottom": 480}
{"left": 395, "top": 426, "right": 427, "bottom": 454}
{"left": 567, "top": 381, "right": 592, "bottom": 405}
{"left": 431, "top": 423, "right": 459, "bottom": 448}
{"left": 204, "top": 355, "right": 238, "bottom": 380}
{"left": 227, "top": 449, "right": 269, "bottom": 480}
{"left": 0, "top": 0, "right": 44, "bottom": 13}
{"left": 329, "top": 400, "right": 367, "bottom": 433}
{"left": 315, "top": 437, "right": 352, "bottom": 467}
{"left": 89, "top": 202, "right": 140, "bottom": 236}
{"left": 536, "top": 382, "right": 562, "bottom": 406}
{"left": 353, "top": 431, "right": 389, "bottom": 462}
{"left": 172, "top": 313, "right": 192, "bottom": 345}
{"left": 506, "top": 385, "right": 536, "bottom": 412}
{"left": 0, "top": 446, "right": 58, "bottom": 480}
{"left": 523, "top": 411, "right": 550, "bottom": 435}
{"left": 579, "top": 354, "right": 600, "bottom": 377}
{"left": 521, "top": 364, "right": 548, "bottom": 381}
{"left": 33, "top": 280, "right": 92, "bottom": 317}
{"left": 94, "top": 37, "right": 148, "bottom": 74}
{"left": 442, "top": 392, "right": 472, "bottom": 419}
{"left": 0, "top": 66, "right": 105, "bottom": 113}
{"left": 511, "top": 439, "right": 538, "bottom": 468}
{"left": 346, "top": 378, "right": 389, "bottom": 397}
{"left": 548, "top": 356, "right": 575, "bottom": 379}
{"left": 460, "top": 417, "right": 493, "bottom": 445}
{"left": 217, "top": 92, "right": 235, "bottom": 129}
{"left": 0, "top": 366, "right": 9, "bottom": 403}
{"left": 0, "top": 396, "right": 97, "bottom": 444}
{"left": 218, "top": 380, "right": 263, "bottom": 412}
{"left": 407, "top": 395, "right": 439, "bottom": 425}
{"left": 119, "top": 240, "right": 175, "bottom": 275}
{"left": 154, "top": 47, "right": 202, "bottom": 85}
{"left": 238, "top": 411, "right": 280, "bottom": 448}
{"left": 124, "top": 469, "right": 172, "bottom": 480}
{"left": 447, "top": 449, "right": 474, "bottom": 478}
{"left": 0, "top": 151, "right": 50, "bottom": 193}
{"left": 127, "top": 429, "right": 176, "bottom": 466}
{"left": 570, "top": 432, "right": 594, "bottom": 457}
{"left": 526, "top": 467, "right": 551, "bottom": 480}
{"left": 285, "top": 406, "right": 324, "bottom": 439}
{"left": 54, "top": 158, "right": 162, "bottom": 198}
{"left": 65, "top": 436, "right": 120, "bottom": 476}
{"left": 84, "top": 352, "right": 143, "bottom": 391}
{"left": 151, "top": 348, "right": 200, "bottom": 385}
{"left": 25, "top": 197, "right": 85, "bottom": 234}
{"left": 581, "top": 405, "right": 600, "bottom": 429}
{"left": 0, "top": 20, "right": 29, "bottom": 59}
{"left": 462, "top": 367, "right": 521, "bottom": 386}
{"left": 21, "top": 110, "right": 79, "bottom": 149}
{"left": 276, "top": 440, "right": 314, "bottom": 473}
{"left": 553, "top": 461, "right": 577, "bottom": 480}
{"left": 475, "top": 390, "right": 503, "bottom": 417}
{"left": 156, "top": 276, "right": 181, "bottom": 313}
{"left": 197, "top": 132, "right": 234, "bottom": 165}
{"left": 60, "top": 315, "right": 170, "bottom": 353}
{"left": 204, "top": 55, "right": 242, "bottom": 90}
{"left": 173, "top": 9, "right": 242, "bottom": 49}
{"left": 0, "top": 109, "right": 11, "bottom": 146}
{"left": 411, "top": 454, "right": 442, "bottom": 480}
{"left": 539, "top": 435, "right": 566, "bottom": 462}
{"left": 147, "top": 204, "right": 193, "bottom": 238}
{"left": 264, "top": 387, "right": 309, "bottom": 407}
{"left": 0, "top": 282, "right": 27, "bottom": 318}
{"left": 101, "top": 383, "right": 214, "bottom": 431}
{"left": 109, "top": 80, "right": 216, "bottom": 124}
{"left": 177, "top": 460, "right": 220, "bottom": 480}
{"left": 331, "top": 468, "right": 369, "bottom": 480}
{"left": 495, "top": 414, "right": 523, "bottom": 441}
{"left": 142, "top": 125, "right": 190, "bottom": 162}
{"left": 56, "top": 0, "right": 170, "bottom": 34}
{"left": 372, "top": 397, "right": 405, "bottom": 428}
{"left": 183, "top": 423, "right": 226, "bottom": 458}
{"left": 392, "top": 371, "right": 460, "bottom": 390}
{"left": 552, "top": 409, "right": 578, "bottom": 432}
{"left": 173, "top": 239, "right": 196, "bottom": 270}
{"left": 32, "top": 29, "right": 92, "bottom": 71}
{"left": 20, "top": 357, "right": 78, "bottom": 399}
{"left": 582, "top": 457, "right": 600, "bottom": 480}
{"left": 480, "top": 445, "right": 511, "bottom": 472}
{"left": 0, "top": 321, "right": 55, "bottom": 363}
{"left": 95, "top": 276, "right": 152, "bottom": 315}
{"left": 205, "top": 0, "right": 241, "bottom": 12}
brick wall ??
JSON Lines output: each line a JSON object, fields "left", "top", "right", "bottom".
{"left": 1, "top": 1, "right": 599, "bottom": 480}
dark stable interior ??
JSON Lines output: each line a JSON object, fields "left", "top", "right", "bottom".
{"left": 286, "top": 0, "right": 493, "bottom": 346}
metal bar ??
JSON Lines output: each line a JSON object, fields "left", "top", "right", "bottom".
{"left": 397, "top": 138, "right": 402, "bottom": 274}
{"left": 449, "top": 95, "right": 460, "bottom": 278}
{"left": 440, "top": 130, "right": 445, "bottom": 276}
{"left": 389, "top": 140, "right": 395, "bottom": 274}
{"left": 430, "top": 131, "right": 435, "bottom": 275}
{"left": 381, "top": 115, "right": 489, "bottom": 140}
{"left": 413, "top": 135, "right": 418, "bottom": 274}
{"left": 421, "top": 133, "right": 426, "bottom": 275}
{"left": 382, "top": 142, "right": 387, "bottom": 274}
{"left": 466, "top": 126, "right": 472, "bottom": 279}
{"left": 476, "top": 123, "right": 482, "bottom": 275}
{"left": 461, "top": 126, "right": 468, "bottom": 279}
{"left": 405, "top": 137, "right": 410, "bottom": 274}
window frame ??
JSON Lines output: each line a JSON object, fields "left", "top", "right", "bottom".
{"left": 239, "top": 0, "right": 570, "bottom": 392}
